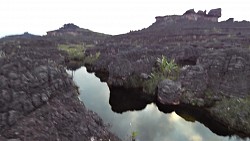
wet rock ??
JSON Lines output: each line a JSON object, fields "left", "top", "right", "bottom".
{"left": 157, "top": 79, "right": 181, "bottom": 105}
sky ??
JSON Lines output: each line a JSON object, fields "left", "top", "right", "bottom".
{"left": 0, "top": 0, "right": 249, "bottom": 37}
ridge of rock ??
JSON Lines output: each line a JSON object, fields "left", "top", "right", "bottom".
{"left": 155, "top": 8, "right": 221, "bottom": 24}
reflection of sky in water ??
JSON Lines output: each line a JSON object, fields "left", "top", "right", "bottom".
{"left": 67, "top": 67, "right": 249, "bottom": 141}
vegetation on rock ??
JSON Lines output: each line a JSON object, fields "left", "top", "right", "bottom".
{"left": 143, "top": 55, "right": 179, "bottom": 95}
{"left": 58, "top": 44, "right": 85, "bottom": 61}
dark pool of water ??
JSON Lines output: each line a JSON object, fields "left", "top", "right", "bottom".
{"left": 67, "top": 67, "right": 249, "bottom": 141}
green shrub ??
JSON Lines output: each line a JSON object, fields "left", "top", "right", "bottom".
{"left": 157, "top": 55, "right": 178, "bottom": 76}
{"left": 143, "top": 55, "right": 179, "bottom": 94}
{"left": 143, "top": 72, "right": 165, "bottom": 94}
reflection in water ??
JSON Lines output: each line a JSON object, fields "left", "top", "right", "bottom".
{"left": 67, "top": 67, "right": 249, "bottom": 141}
{"left": 109, "top": 86, "right": 152, "bottom": 113}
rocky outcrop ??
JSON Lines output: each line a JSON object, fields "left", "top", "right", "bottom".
{"left": 46, "top": 23, "right": 109, "bottom": 45}
{"left": 0, "top": 38, "right": 120, "bottom": 141}
{"left": 84, "top": 9, "right": 250, "bottom": 137}
{"left": 155, "top": 8, "right": 221, "bottom": 24}
{"left": 47, "top": 23, "right": 79, "bottom": 36}
{"left": 207, "top": 8, "right": 222, "bottom": 18}
{"left": 157, "top": 79, "right": 181, "bottom": 105}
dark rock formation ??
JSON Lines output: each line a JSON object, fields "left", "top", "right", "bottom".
{"left": 226, "top": 18, "right": 234, "bottom": 22}
{"left": 197, "top": 10, "right": 206, "bottom": 16}
{"left": 59, "top": 23, "right": 80, "bottom": 30}
{"left": 207, "top": 8, "right": 222, "bottom": 17}
{"left": 155, "top": 8, "right": 222, "bottom": 24}
{"left": 46, "top": 23, "right": 109, "bottom": 45}
{"left": 157, "top": 79, "right": 181, "bottom": 105}
{"left": 84, "top": 9, "right": 250, "bottom": 137}
{"left": 0, "top": 38, "right": 120, "bottom": 141}
{"left": 183, "top": 9, "right": 196, "bottom": 15}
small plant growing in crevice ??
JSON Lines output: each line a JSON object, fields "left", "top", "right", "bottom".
{"left": 143, "top": 55, "right": 179, "bottom": 94}
{"left": 157, "top": 55, "right": 178, "bottom": 76}
{"left": 143, "top": 72, "right": 165, "bottom": 94}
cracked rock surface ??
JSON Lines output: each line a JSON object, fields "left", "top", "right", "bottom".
{"left": 0, "top": 37, "right": 120, "bottom": 141}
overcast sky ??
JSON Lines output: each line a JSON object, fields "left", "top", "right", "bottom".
{"left": 0, "top": 0, "right": 249, "bottom": 37}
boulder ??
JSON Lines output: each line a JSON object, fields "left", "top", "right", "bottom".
{"left": 157, "top": 79, "right": 181, "bottom": 105}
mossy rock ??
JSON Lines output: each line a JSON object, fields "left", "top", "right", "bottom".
{"left": 209, "top": 97, "right": 250, "bottom": 135}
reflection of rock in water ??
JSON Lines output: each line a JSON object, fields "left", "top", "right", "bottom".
{"left": 175, "top": 105, "right": 234, "bottom": 137}
{"left": 157, "top": 101, "right": 235, "bottom": 137}
{"left": 109, "top": 86, "right": 153, "bottom": 113}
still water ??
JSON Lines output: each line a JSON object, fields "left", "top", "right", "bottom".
{"left": 67, "top": 67, "right": 249, "bottom": 141}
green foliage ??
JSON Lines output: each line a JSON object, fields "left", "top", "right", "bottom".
{"left": 58, "top": 44, "right": 85, "bottom": 61}
{"left": 143, "top": 72, "right": 165, "bottom": 94}
{"left": 57, "top": 43, "right": 98, "bottom": 63}
{"left": 157, "top": 55, "right": 178, "bottom": 76}
{"left": 143, "top": 55, "right": 179, "bottom": 95}
{"left": 83, "top": 52, "right": 101, "bottom": 64}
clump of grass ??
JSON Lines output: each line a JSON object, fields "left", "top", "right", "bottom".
{"left": 143, "top": 55, "right": 179, "bottom": 94}
{"left": 143, "top": 72, "right": 165, "bottom": 94}
{"left": 58, "top": 44, "right": 85, "bottom": 61}
{"left": 157, "top": 55, "right": 178, "bottom": 77}
{"left": 83, "top": 52, "right": 101, "bottom": 64}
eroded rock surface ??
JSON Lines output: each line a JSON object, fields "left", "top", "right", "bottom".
{"left": 84, "top": 9, "right": 250, "bottom": 137}
{"left": 0, "top": 37, "right": 120, "bottom": 141}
